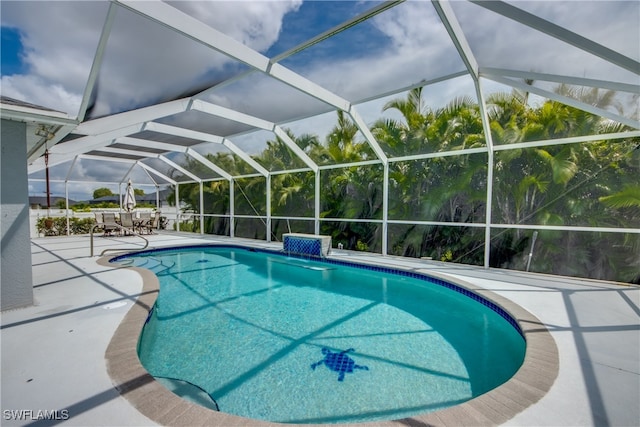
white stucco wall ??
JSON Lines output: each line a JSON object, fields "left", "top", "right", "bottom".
{"left": 1, "top": 119, "right": 34, "bottom": 310}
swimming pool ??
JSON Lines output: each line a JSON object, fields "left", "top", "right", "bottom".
{"left": 111, "top": 245, "right": 526, "bottom": 424}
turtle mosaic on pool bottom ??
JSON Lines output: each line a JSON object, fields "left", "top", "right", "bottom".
{"left": 311, "top": 348, "right": 369, "bottom": 381}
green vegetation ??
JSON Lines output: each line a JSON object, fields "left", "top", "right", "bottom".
{"left": 93, "top": 187, "right": 114, "bottom": 199}
{"left": 171, "top": 86, "right": 639, "bottom": 283}
{"left": 37, "top": 217, "right": 96, "bottom": 236}
{"left": 68, "top": 202, "right": 119, "bottom": 211}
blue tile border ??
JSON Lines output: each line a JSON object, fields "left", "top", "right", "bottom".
{"left": 111, "top": 244, "right": 524, "bottom": 338}
{"left": 283, "top": 236, "right": 323, "bottom": 257}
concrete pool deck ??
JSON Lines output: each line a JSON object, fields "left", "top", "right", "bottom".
{"left": 1, "top": 232, "right": 638, "bottom": 426}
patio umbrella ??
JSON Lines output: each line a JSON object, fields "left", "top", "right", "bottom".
{"left": 123, "top": 180, "right": 136, "bottom": 212}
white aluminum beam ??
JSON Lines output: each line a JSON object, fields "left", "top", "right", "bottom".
{"left": 267, "top": 63, "right": 351, "bottom": 111}
{"left": 266, "top": 174, "right": 271, "bottom": 242}
{"left": 116, "top": 136, "right": 192, "bottom": 153}
{"left": 271, "top": 1, "right": 403, "bottom": 63}
{"left": 117, "top": 1, "right": 352, "bottom": 111}
{"left": 476, "top": 78, "right": 496, "bottom": 269}
{"left": 230, "top": 179, "right": 235, "bottom": 238}
{"left": 144, "top": 121, "right": 224, "bottom": 144}
{"left": 78, "top": 154, "right": 136, "bottom": 164}
{"left": 65, "top": 182, "right": 70, "bottom": 235}
{"left": 493, "top": 131, "right": 640, "bottom": 151}
{"left": 121, "top": 162, "right": 137, "bottom": 184}
{"left": 432, "top": 0, "right": 480, "bottom": 79}
{"left": 389, "top": 147, "right": 488, "bottom": 164}
{"left": 493, "top": 223, "right": 640, "bottom": 235}
{"left": 353, "top": 71, "right": 469, "bottom": 106}
{"left": 223, "top": 139, "right": 269, "bottom": 177}
{"left": 145, "top": 120, "right": 268, "bottom": 177}
{"left": 116, "top": 0, "right": 393, "bottom": 170}
{"left": 199, "top": 181, "right": 204, "bottom": 234}
{"left": 64, "top": 156, "right": 79, "bottom": 182}
{"left": 487, "top": 75, "right": 640, "bottom": 129}
{"left": 382, "top": 162, "right": 389, "bottom": 255}
{"left": 29, "top": 123, "right": 146, "bottom": 172}
{"left": 191, "top": 100, "right": 274, "bottom": 130}
{"left": 136, "top": 161, "right": 177, "bottom": 185}
{"left": 31, "top": 177, "right": 122, "bottom": 185}
{"left": 186, "top": 148, "right": 232, "bottom": 181}
{"left": 98, "top": 146, "right": 157, "bottom": 158}
{"left": 159, "top": 155, "right": 201, "bottom": 182}
{"left": 75, "top": 98, "right": 190, "bottom": 136}
{"left": 29, "top": 99, "right": 189, "bottom": 172}
{"left": 97, "top": 147, "right": 203, "bottom": 183}
{"left": 116, "top": 0, "right": 270, "bottom": 71}
{"left": 270, "top": 167, "right": 312, "bottom": 176}
{"left": 318, "top": 159, "right": 382, "bottom": 171}
{"left": 175, "top": 184, "right": 180, "bottom": 230}
{"left": 348, "top": 107, "right": 388, "bottom": 164}
{"left": 140, "top": 166, "right": 160, "bottom": 187}
{"left": 77, "top": 2, "right": 117, "bottom": 122}
{"left": 190, "top": 101, "right": 319, "bottom": 172}
{"left": 273, "top": 127, "right": 318, "bottom": 172}
{"left": 481, "top": 68, "right": 640, "bottom": 94}
{"left": 315, "top": 172, "right": 320, "bottom": 234}
{"left": 56, "top": 124, "right": 144, "bottom": 154}
{"left": 471, "top": 0, "right": 640, "bottom": 75}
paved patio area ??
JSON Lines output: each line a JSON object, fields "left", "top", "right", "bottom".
{"left": 1, "top": 232, "right": 638, "bottom": 426}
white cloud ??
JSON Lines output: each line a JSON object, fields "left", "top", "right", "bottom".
{"left": 448, "top": 0, "right": 639, "bottom": 85}
{"left": 2, "top": 0, "right": 301, "bottom": 116}
{"left": 295, "top": 2, "right": 465, "bottom": 103}
{"left": 198, "top": 2, "right": 466, "bottom": 133}
{"left": 8, "top": 0, "right": 637, "bottom": 186}
{"left": 516, "top": 0, "right": 639, "bottom": 62}
{"left": 0, "top": 74, "right": 82, "bottom": 115}
{"left": 169, "top": 0, "right": 302, "bottom": 52}
{"left": 90, "top": 0, "right": 302, "bottom": 116}
{"left": 1, "top": 1, "right": 109, "bottom": 114}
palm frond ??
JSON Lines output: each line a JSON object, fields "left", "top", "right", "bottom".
{"left": 599, "top": 185, "right": 640, "bottom": 209}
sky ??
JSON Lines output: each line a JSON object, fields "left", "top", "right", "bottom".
{"left": 2, "top": 0, "right": 638, "bottom": 201}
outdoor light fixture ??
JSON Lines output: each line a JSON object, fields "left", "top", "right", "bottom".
{"left": 35, "top": 124, "right": 56, "bottom": 140}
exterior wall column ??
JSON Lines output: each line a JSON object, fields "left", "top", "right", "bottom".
{"left": 1, "top": 119, "right": 34, "bottom": 310}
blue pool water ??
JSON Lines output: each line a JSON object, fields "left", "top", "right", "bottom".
{"left": 112, "top": 246, "right": 525, "bottom": 424}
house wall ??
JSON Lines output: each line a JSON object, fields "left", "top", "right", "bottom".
{"left": 1, "top": 119, "right": 34, "bottom": 310}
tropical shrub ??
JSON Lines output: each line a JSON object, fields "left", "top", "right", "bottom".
{"left": 168, "top": 85, "right": 639, "bottom": 283}
{"left": 37, "top": 217, "right": 96, "bottom": 236}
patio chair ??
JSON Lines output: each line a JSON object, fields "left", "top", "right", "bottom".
{"left": 94, "top": 212, "right": 104, "bottom": 233}
{"left": 137, "top": 212, "right": 151, "bottom": 234}
{"left": 145, "top": 212, "right": 160, "bottom": 234}
{"left": 119, "top": 212, "right": 136, "bottom": 236}
{"left": 101, "top": 212, "right": 120, "bottom": 237}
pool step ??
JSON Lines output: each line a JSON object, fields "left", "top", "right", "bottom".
{"left": 136, "top": 257, "right": 175, "bottom": 274}
{"left": 154, "top": 376, "right": 219, "bottom": 411}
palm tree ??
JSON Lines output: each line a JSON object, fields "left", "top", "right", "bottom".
{"left": 374, "top": 88, "right": 486, "bottom": 261}
{"left": 316, "top": 111, "right": 382, "bottom": 250}
{"left": 373, "top": 87, "right": 431, "bottom": 157}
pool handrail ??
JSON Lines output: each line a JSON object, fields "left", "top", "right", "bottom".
{"left": 90, "top": 223, "right": 149, "bottom": 257}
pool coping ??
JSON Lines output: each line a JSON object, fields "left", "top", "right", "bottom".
{"left": 100, "top": 244, "right": 559, "bottom": 427}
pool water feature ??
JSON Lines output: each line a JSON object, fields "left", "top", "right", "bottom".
{"left": 112, "top": 246, "right": 525, "bottom": 424}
